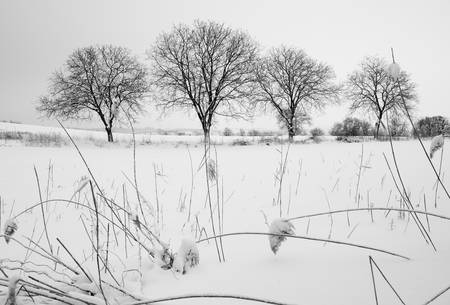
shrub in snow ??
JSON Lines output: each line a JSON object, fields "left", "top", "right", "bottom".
{"left": 430, "top": 134, "right": 444, "bottom": 158}
{"left": 310, "top": 128, "right": 324, "bottom": 138}
{"left": 3, "top": 219, "right": 18, "bottom": 244}
{"left": 173, "top": 238, "right": 200, "bottom": 274}
{"left": 386, "top": 62, "right": 401, "bottom": 80}
{"left": 269, "top": 218, "right": 295, "bottom": 254}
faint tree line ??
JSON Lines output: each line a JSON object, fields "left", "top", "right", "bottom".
{"left": 38, "top": 20, "right": 446, "bottom": 142}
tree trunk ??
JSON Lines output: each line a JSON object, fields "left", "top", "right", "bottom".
{"left": 288, "top": 126, "right": 295, "bottom": 143}
{"left": 202, "top": 125, "right": 211, "bottom": 145}
{"left": 374, "top": 116, "right": 382, "bottom": 139}
{"left": 106, "top": 127, "right": 114, "bottom": 142}
{"left": 375, "top": 123, "right": 380, "bottom": 139}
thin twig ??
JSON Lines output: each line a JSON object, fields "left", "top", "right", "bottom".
{"left": 355, "top": 144, "right": 364, "bottom": 206}
{"left": 90, "top": 181, "right": 109, "bottom": 305}
{"left": 56, "top": 237, "right": 92, "bottom": 282}
{"left": 203, "top": 135, "right": 222, "bottom": 262}
{"left": 368, "top": 256, "right": 379, "bottom": 305}
{"left": 423, "top": 284, "right": 450, "bottom": 304}
{"left": 434, "top": 145, "right": 444, "bottom": 208}
{"left": 424, "top": 194, "right": 431, "bottom": 232}
{"left": 120, "top": 105, "right": 148, "bottom": 227}
{"left": 287, "top": 207, "right": 450, "bottom": 223}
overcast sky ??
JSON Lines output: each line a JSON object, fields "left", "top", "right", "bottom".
{"left": 0, "top": 0, "right": 449, "bottom": 132}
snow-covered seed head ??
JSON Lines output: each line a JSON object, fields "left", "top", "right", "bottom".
{"left": 152, "top": 246, "right": 174, "bottom": 270}
{"left": 386, "top": 62, "right": 401, "bottom": 80}
{"left": 430, "top": 134, "right": 445, "bottom": 158}
{"left": 173, "top": 238, "right": 199, "bottom": 274}
{"left": 206, "top": 158, "right": 217, "bottom": 181}
{"left": 268, "top": 218, "right": 295, "bottom": 254}
{"left": 3, "top": 219, "right": 18, "bottom": 244}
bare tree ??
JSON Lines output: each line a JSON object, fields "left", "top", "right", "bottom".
{"left": 346, "top": 56, "right": 417, "bottom": 138}
{"left": 254, "top": 46, "right": 340, "bottom": 142}
{"left": 149, "top": 20, "right": 258, "bottom": 141}
{"left": 38, "top": 45, "right": 149, "bottom": 142}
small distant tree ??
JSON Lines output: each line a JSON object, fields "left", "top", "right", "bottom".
{"left": 255, "top": 46, "right": 340, "bottom": 142}
{"left": 310, "top": 128, "right": 324, "bottom": 137}
{"left": 388, "top": 115, "right": 410, "bottom": 137}
{"left": 346, "top": 56, "right": 417, "bottom": 138}
{"left": 330, "top": 117, "right": 372, "bottom": 136}
{"left": 150, "top": 20, "right": 258, "bottom": 142}
{"left": 276, "top": 110, "right": 311, "bottom": 137}
{"left": 223, "top": 127, "right": 233, "bottom": 136}
{"left": 415, "top": 116, "right": 449, "bottom": 137}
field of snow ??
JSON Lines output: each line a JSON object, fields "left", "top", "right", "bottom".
{"left": 0, "top": 125, "right": 449, "bottom": 304}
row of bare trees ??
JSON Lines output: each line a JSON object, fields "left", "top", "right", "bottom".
{"left": 38, "top": 20, "right": 417, "bottom": 142}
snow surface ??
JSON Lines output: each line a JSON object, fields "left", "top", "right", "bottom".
{"left": 0, "top": 124, "right": 450, "bottom": 304}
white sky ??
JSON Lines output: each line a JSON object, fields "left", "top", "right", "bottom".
{"left": 1, "top": 0, "right": 449, "bottom": 132}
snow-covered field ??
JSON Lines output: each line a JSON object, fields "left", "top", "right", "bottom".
{"left": 0, "top": 125, "right": 449, "bottom": 304}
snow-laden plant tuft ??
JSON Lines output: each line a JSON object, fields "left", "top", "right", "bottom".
{"left": 206, "top": 158, "right": 217, "bottom": 181}
{"left": 152, "top": 244, "right": 175, "bottom": 270}
{"left": 173, "top": 238, "right": 200, "bottom": 274}
{"left": 386, "top": 62, "right": 401, "bottom": 80}
{"left": 429, "top": 134, "right": 444, "bottom": 158}
{"left": 3, "top": 219, "right": 18, "bottom": 244}
{"left": 268, "top": 218, "right": 295, "bottom": 254}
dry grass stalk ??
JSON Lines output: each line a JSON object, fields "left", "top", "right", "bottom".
{"left": 122, "top": 293, "right": 295, "bottom": 305}
{"left": 197, "top": 231, "right": 410, "bottom": 260}
{"left": 287, "top": 207, "right": 450, "bottom": 224}
{"left": 33, "top": 165, "right": 53, "bottom": 255}
{"left": 202, "top": 138, "right": 222, "bottom": 263}
{"left": 382, "top": 151, "right": 434, "bottom": 249}
{"left": 368, "top": 256, "right": 405, "bottom": 304}
{"left": 388, "top": 51, "right": 450, "bottom": 200}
